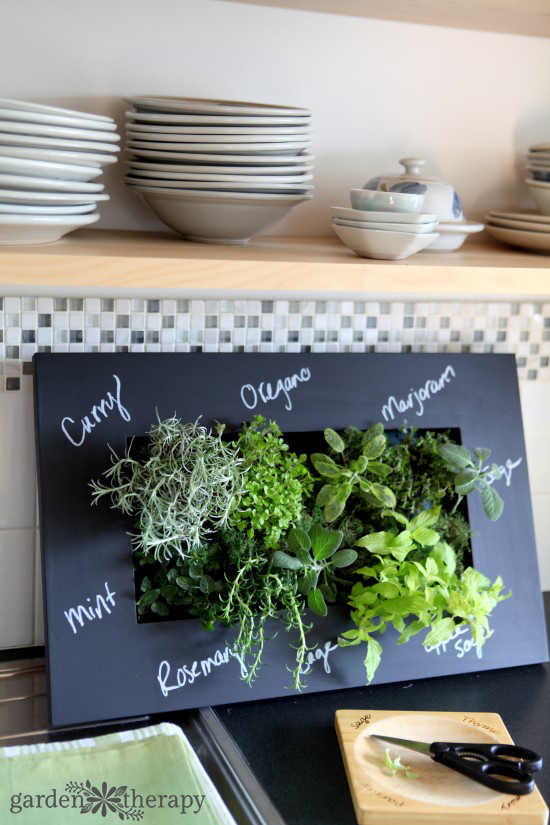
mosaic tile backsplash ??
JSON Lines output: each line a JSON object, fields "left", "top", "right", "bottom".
{"left": 1, "top": 296, "right": 550, "bottom": 391}
{"left": 0, "top": 293, "right": 550, "bottom": 650}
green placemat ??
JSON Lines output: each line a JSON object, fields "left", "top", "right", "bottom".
{"left": 2, "top": 722, "right": 237, "bottom": 824}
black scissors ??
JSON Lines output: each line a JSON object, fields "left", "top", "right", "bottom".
{"left": 370, "top": 734, "right": 543, "bottom": 795}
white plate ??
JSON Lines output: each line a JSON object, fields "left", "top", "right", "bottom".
{"left": 0, "top": 212, "right": 99, "bottom": 245}
{"left": 125, "top": 129, "right": 311, "bottom": 144}
{"left": 0, "top": 145, "right": 116, "bottom": 166}
{"left": 0, "top": 98, "right": 113, "bottom": 123}
{"left": 487, "top": 209, "right": 550, "bottom": 224}
{"left": 0, "top": 107, "right": 116, "bottom": 132}
{"left": 332, "top": 223, "right": 439, "bottom": 260}
{"left": 127, "top": 160, "right": 313, "bottom": 176}
{"left": 126, "top": 184, "right": 311, "bottom": 201}
{"left": 436, "top": 220, "right": 483, "bottom": 234}
{"left": 0, "top": 120, "right": 120, "bottom": 142}
{"left": 126, "top": 123, "right": 313, "bottom": 137}
{"left": 0, "top": 202, "right": 97, "bottom": 215}
{"left": 126, "top": 110, "right": 312, "bottom": 126}
{"left": 330, "top": 206, "right": 438, "bottom": 224}
{"left": 126, "top": 167, "right": 313, "bottom": 183}
{"left": 424, "top": 221, "right": 484, "bottom": 252}
{"left": 528, "top": 143, "right": 550, "bottom": 153}
{"left": 125, "top": 149, "right": 314, "bottom": 165}
{"left": 125, "top": 175, "right": 313, "bottom": 193}
{"left": 0, "top": 132, "right": 120, "bottom": 152}
{"left": 127, "top": 139, "right": 311, "bottom": 155}
{"left": 333, "top": 218, "right": 438, "bottom": 234}
{"left": 485, "top": 224, "right": 550, "bottom": 252}
{"left": 485, "top": 215, "right": 550, "bottom": 233}
{"left": 125, "top": 96, "right": 311, "bottom": 117}
{"left": 0, "top": 155, "right": 103, "bottom": 182}
{"left": 0, "top": 173, "right": 104, "bottom": 193}
{"left": 0, "top": 189, "right": 109, "bottom": 205}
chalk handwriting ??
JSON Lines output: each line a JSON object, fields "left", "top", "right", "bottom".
{"left": 297, "top": 640, "right": 339, "bottom": 676}
{"left": 64, "top": 581, "right": 116, "bottom": 635}
{"left": 240, "top": 367, "right": 311, "bottom": 411}
{"left": 61, "top": 373, "right": 131, "bottom": 447}
{"left": 157, "top": 647, "right": 249, "bottom": 697}
{"left": 485, "top": 456, "right": 522, "bottom": 488}
{"left": 424, "top": 623, "right": 490, "bottom": 660}
{"left": 381, "top": 365, "right": 456, "bottom": 421}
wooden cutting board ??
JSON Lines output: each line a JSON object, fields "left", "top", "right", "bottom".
{"left": 335, "top": 709, "right": 548, "bottom": 825}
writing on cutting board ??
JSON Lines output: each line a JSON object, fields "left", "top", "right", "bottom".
{"left": 157, "top": 638, "right": 337, "bottom": 697}
{"left": 61, "top": 373, "right": 131, "bottom": 447}
{"left": 424, "top": 623, "right": 490, "bottom": 660}
{"left": 240, "top": 367, "right": 311, "bottom": 412}
{"left": 64, "top": 581, "right": 116, "bottom": 635}
{"left": 381, "top": 364, "right": 456, "bottom": 421}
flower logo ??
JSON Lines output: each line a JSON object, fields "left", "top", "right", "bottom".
{"left": 65, "top": 781, "right": 144, "bottom": 820}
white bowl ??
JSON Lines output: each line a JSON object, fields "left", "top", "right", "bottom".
{"left": 350, "top": 188, "right": 424, "bottom": 214}
{"left": 128, "top": 185, "right": 311, "bottom": 244}
{"left": 0, "top": 212, "right": 99, "bottom": 245}
{"left": 333, "top": 218, "right": 438, "bottom": 234}
{"left": 332, "top": 223, "right": 438, "bottom": 260}
{"left": 526, "top": 179, "right": 550, "bottom": 215}
{"left": 331, "top": 206, "right": 438, "bottom": 224}
{"left": 125, "top": 175, "right": 313, "bottom": 194}
{"left": 126, "top": 166, "right": 313, "bottom": 184}
{"left": 423, "top": 220, "right": 484, "bottom": 251}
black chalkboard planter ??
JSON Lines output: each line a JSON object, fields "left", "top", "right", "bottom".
{"left": 33, "top": 353, "right": 549, "bottom": 728}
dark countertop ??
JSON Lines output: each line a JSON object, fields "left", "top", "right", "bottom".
{"left": 214, "top": 593, "right": 550, "bottom": 825}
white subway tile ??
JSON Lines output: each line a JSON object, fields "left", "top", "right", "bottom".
{"left": 0, "top": 391, "right": 35, "bottom": 529}
{"left": 0, "top": 529, "right": 34, "bottom": 647}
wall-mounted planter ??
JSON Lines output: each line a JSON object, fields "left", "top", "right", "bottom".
{"left": 34, "top": 352, "right": 548, "bottom": 728}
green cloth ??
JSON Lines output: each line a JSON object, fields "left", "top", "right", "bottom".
{"left": 2, "top": 722, "right": 236, "bottom": 824}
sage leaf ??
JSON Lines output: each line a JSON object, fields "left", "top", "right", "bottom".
{"left": 363, "top": 434, "right": 386, "bottom": 460}
{"left": 367, "top": 460, "right": 392, "bottom": 478}
{"left": 473, "top": 447, "right": 491, "bottom": 462}
{"left": 324, "top": 427, "right": 345, "bottom": 453}
{"left": 271, "top": 550, "right": 304, "bottom": 571}
{"left": 363, "top": 423, "right": 384, "bottom": 442}
{"left": 332, "top": 548, "right": 358, "bottom": 568}
{"left": 480, "top": 482, "right": 504, "bottom": 521}
{"left": 324, "top": 493, "right": 347, "bottom": 523}
{"left": 320, "top": 581, "right": 338, "bottom": 602}
{"left": 310, "top": 453, "right": 341, "bottom": 478}
{"left": 437, "top": 443, "right": 473, "bottom": 470}
{"left": 316, "top": 484, "right": 335, "bottom": 507}
{"left": 310, "top": 524, "right": 343, "bottom": 560}
{"left": 298, "top": 568, "right": 318, "bottom": 595}
{"left": 287, "top": 527, "right": 311, "bottom": 554}
{"left": 369, "top": 484, "right": 396, "bottom": 508}
{"left": 308, "top": 587, "right": 328, "bottom": 617}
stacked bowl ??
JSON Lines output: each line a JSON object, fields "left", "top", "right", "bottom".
{"left": 525, "top": 142, "right": 550, "bottom": 216}
{"left": 124, "top": 97, "right": 313, "bottom": 244}
{"left": 331, "top": 188, "right": 439, "bottom": 260}
{"left": 0, "top": 98, "right": 120, "bottom": 244}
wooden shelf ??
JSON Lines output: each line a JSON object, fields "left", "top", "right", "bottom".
{"left": 219, "top": 0, "right": 550, "bottom": 37}
{"left": 0, "top": 230, "right": 549, "bottom": 299}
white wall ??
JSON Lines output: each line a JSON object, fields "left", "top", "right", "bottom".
{"left": 2, "top": 0, "right": 550, "bottom": 236}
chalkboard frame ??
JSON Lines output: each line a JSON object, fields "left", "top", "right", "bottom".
{"left": 33, "top": 353, "right": 549, "bottom": 728}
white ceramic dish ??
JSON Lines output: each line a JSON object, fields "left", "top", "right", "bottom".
{"left": 127, "top": 139, "right": 311, "bottom": 155}
{"left": 126, "top": 167, "right": 313, "bottom": 184}
{"left": 485, "top": 224, "right": 550, "bottom": 253}
{"left": 0, "top": 133, "right": 120, "bottom": 152}
{"left": 125, "top": 130, "right": 310, "bottom": 144}
{"left": 350, "top": 188, "right": 424, "bottom": 214}
{"left": 0, "top": 98, "right": 113, "bottom": 123}
{"left": 527, "top": 168, "right": 550, "bottom": 182}
{"left": 332, "top": 223, "right": 438, "bottom": 260}
{"left": 0, "top": 107, "right": 116, "bottom": 132}
{"left": 0, "top": 145, "right": 116, "bottom": 166}
{"left": 526, "top": 179, "right": 550, "bottom": 215}
{"left": 486, "top": 215, "right": 550, "bottom": 233}
{"left": 529, "top": 143, "right": 550, "bottom": 153}
{"left": 423, "top": 220, "right": 483, "bottom": 251}
{"left": 128, "top": 160, "right": 313, "bottom": 176}
{"left": 126, "top": 123, "right": 313, "bottom": 137}
{"left": 330, "top": 206, "right": 438, "bottom": 224}
{"left": 487, "top": 209, "right": 550, "bottom": 224}
{"left": 125, "top": 175, "right": 313, "bottom": 193}
{"left": 333, "top": 218, "right": 438, "bottom": 234}
{"left": 0, "top": 202, "right": 96, "bottom": 215}
{"left": 0, "top": 120, "right": 120, "bottom": 142}
{"left": 0, "top": 173, "right": 104, "bottom": 193}
{"left": 129, "top": 185, "right": 312, "bottom": 244}
{"left": 0, "top": 155, "right": 102, "bottom": 182}
{"left": 126, "top": 111, "right": 311, "bottom": 126}
{"left": 0, "top": 189, "right": 109, "bottom": 205}
{"left": 125, "top": 97, "right": 311, "bottom": 117}
{"left": 125, "top": 148, "right": 314, "bottom": 165}
{"left": 0, "top": 212, "right": 99, "bottom": 245}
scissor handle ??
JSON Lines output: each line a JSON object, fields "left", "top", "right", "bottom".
{"left": 430, "top": 742, "right": 540, "bottom": 795}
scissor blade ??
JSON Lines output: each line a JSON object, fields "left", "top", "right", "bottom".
{"left": 370, "top": 734, "right": 432, "bottom": 756}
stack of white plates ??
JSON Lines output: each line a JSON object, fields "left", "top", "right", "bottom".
{"left": 525, "top": 143, "right": 550, "bottom": 218}
{"left": 485, "top": 210, "right": 550, "bottom": 253}
{"left": 0, "top": 98, "right": 120, "bottom": 244}
{"left": 124, "top": 97, "right": 313, "bottom": 243}
{"left": 331, "top": 206, "right": 439, "bottom": 260}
